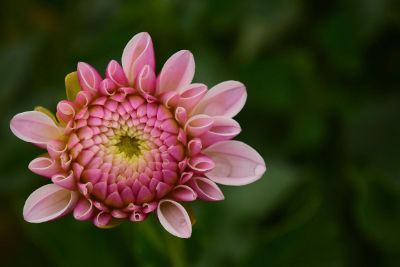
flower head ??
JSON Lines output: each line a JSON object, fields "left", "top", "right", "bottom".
{"left": 10, "top": 32, "right": 266, "bottom": 238}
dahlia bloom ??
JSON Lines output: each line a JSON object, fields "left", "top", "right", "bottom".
{"left": 10, "top": 32, "right": 266, "bottom": 238}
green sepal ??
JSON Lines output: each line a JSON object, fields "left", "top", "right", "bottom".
{"left": 65, "top": 71, "right": 81, "bottom": 100}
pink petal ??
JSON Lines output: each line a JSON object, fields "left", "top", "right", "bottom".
{"left": 170, "top": 185, "right": 197, "bottom": 201}
{"left": 188, "top": 177, "right": 224, "bottom": 201}
{"left": 177, "top": 83, "right": 207, "bottom": 112}
{"left": 157, "top": 199, "right": 192, "bottom": 238}
{"left": 184, "top": 114, "right": 214, "bottom": 137}
{"left": 73, "top": 198, "right": 94, "bottom": 221}
{"left": 199, "top": 116, "right": 241, "bottom": 147}
{"left": 77, "top": 62, "right": 102, "bottom": 94}
{"left": 10, "top": 111, "right": 62, "bottom": 147}
{"left": 51, "top": 171, "right": 77, "bottom": 190}
{"left": 203, "top": 140, "right": 266, "bottom": 186}
{"left": 191, "top": 81, "right": 247, "bottom": 118}
{"left": 23, "top": 184, "right": 78, "bottom": 223}
{"left": 156, "top": 50, "right": 195, "bottom": 95}
{"left": 187, "top": 155, "right": 215, "bottom": 173}
{"left": 28, "top": 156, "right": 61, "bottom": 178}
{"left": 106, "top": 60, "right": 129, "bottom": 87}
{"left": 122, "top": 32, "right": 155, "bottom": 85}
{"left": 136, "top": 64, "right": 156, "bottom": 95}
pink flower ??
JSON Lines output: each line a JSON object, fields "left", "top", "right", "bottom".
{"left": 10, "top": 32, "right": 266, "bottom": 238}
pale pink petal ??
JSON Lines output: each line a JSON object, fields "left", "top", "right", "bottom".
{"left": 177, "top": 83, "right": 207, "bottom": 112}
{"left": 156, "top": 50, "right": 195, "bottom": 95}
{"left": 199, "top": 116, "right": 241, "bottom": 147}
{"left": 77, "top": 62, "right": 102, "bottom": 94}
{"left": 136, "top": 64, "right": 156, "bottom": 95}
{"left": 170, "top": 185, "right": 197, "bottom": 201}
{"left": 184, "top": 114, "right": 214, "bottom": 137}
{"left": 51, "top": 171, "right": 77, "bottom": 190}
{"left": 73, "top": 198, "right": 94, "bottom": 221}
{"left": 187, "top": 155, "right": 215, "bottom": 173}
{"left": 28, "top": 156, "right": 61, "bottom": 178}
{"left": 203, "top": 140, "right": 266, "bottom": 186}
{"left": 10, "top": 111, "right": 62, "bottom": 147}
{"left": 191, "top": 81, "right": 247, "bottom": 118}
{"left": 23, "top": 184, "right": 78, "bottom": 223}
{"left": 189, "top": 177, "right": 224, "bottom": 201}
{"left": 157, "top": 199, "right": 192, "bottom": 238}
{"left": 122, "top": 32, "right": 155, "bottom": 85}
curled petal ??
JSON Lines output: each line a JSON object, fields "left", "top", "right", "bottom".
{"left": 99, "top": 78, "right": 117, "bottom": 96}
{"left": 170, "top": 185, "right": 197, "bottom": 201}
{"left": 191, "top": 81, "right": 246, "bottom": 118}
{"left": 203, "top": 140, "right": 266, "bottom": 186}
{"left": 136, "top": 64, "right": 156, "bottom": 95}
{"left": 175, "top": 107, "right": 187, "bottom": 125}
{"left": 188, "top": 155, "right": 215, "bottom": 173}
{"left": 51, "top": 171, "right": 77, "bottom": 190}
{"left": 106, "top": 60, "right": 129, "bottom": 87}
{"left": 156, "top": 50, "right": 195, "bottom": 95}
{"left": 122, "top": 32, "right": 155, "bottom": 85}
{"left": 56, "top": 100, "right": 76, "bottom": 123}
{"left": 160, "top": 91, "right": 180, "bottom": 109}
{"left": 10, "top": 111, "right": 62, "bottom": 147}
{"left": 28, "top": 156, "right": 61, "bottom": 178}
{"left": 77, "top": 62, "right": 102, "bottom": 94}
{"left": 188, "top": 177, "right": 224, "bottom": 201}
{"left": 73, "top": 198, "right": 94, "bottom": 221}
{"left": 157, "top": 199, "right": 192, "bottom": 238}
{"left": 94, "top": 211, "right": 112, "bottom": 228}
{"left": 199, "top": 116, "right": 241, "bottom": 147}
{"left": 23, "top": 184, "right": 78, "bottom": 223}
{"left": 184, "top": 114, "right": 214, "bottom": 137}
{"left": 188, "top": 138, "right": 202, "bottom": 156}
{"left": 178, "top": 83, "right": 207, "bottom": 112}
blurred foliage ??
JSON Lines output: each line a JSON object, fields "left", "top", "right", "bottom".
{"left": 0, "top": 0, "right": 400, "bottom": 266}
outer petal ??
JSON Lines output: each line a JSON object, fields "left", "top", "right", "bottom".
{"left": 177, "top": 83, "right": 207, "bottom": 112}
{"left": 77, "top": 62, "right": 102, "bottom": 94}
{"left": 189, "top": 177, "right": 224, "bottom": 201}
{"left": 191, "top": 81, "right": 247, "bottom": 118}
{"left": 203, "top": 140, "right": 266, "bottom": 186}
{"left": 23, "top": 184, "right": 79, "bottom": 223}
{"left": 122, "top": 32, "right": 155, "bottom": 85}
{"left": 28, "top": 156, "right": 61, "bottom": 178}
{"left": 10, "top": 111, "right": 63, "bottom": 147}
{"left": 199, "top": 116, "right": 241, "bottom": 147}
{"left": 157, "top": 199, "right": 192, "bottom": 238}
{"left": 156, "top": 50, "right": 195, "bottom": 95}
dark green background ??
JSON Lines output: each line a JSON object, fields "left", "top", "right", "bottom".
{"left": 1, "top": 0, "right": 399, "bottom": 266}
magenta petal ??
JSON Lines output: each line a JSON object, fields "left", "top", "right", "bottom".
{"left": 122, "top": 32, "right": 155, "bottom": 85}
{"left": 10, "top": 111, "right": 62, "bottom": 147}
{"left": 191, "top": 81, "right": 247, "bottom": 118}
{"left": 184, "top": 114, "right": 214, "bottom": 137}
{"left": 170, "top": 185, "right": 197, "bottom": 201}
{"left": 77, "top": 62, "right": 102, "bottom": 94}
{"left": 199, "top": 116, "right": 241, "bottom": 147}
{"left": 23, "top": 184, "right": 78, "bottom": 223}
{"left": 157, "top": 199, "right": 192, "bottom": 238}
{"left": 203, "top": 140, "right": 266, "bottom": 186}
{"left": 156, "top": 50, "right": 195, "bottom": 95}
{"left": 28, "top": 156, "right": 61, "bottom": 178}
{"left": 73, "top": 198, "right": 94, "bottom": 221}
{"left": 189, "top": 177, "right": 224, "bottom": 201}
